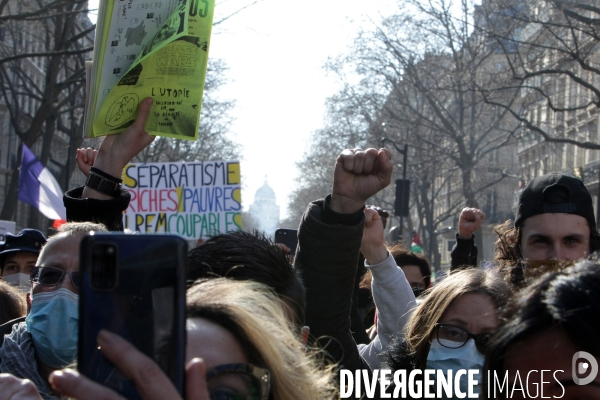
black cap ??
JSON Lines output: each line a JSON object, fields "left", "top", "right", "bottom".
{"left": 515, "top": 172, "right": 595, "bottom": 229}
{"left": 0, "top": 229, "right": 47, "bottom": 268}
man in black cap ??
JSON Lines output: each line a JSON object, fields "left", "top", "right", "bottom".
{"left": 0, "top": 229, "right": 47, "bottom": 292}
{"left": 451, "top": 172, "right": 599, "bottom": 287}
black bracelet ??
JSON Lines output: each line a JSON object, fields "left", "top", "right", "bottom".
{"left": 90, "top": 166, "right": 122, "bottom": 184}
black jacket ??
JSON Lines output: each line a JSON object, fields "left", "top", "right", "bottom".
{"left": 450, "top": 233, "right": 478, "bottom": 271}
{"left": 295, "top": 196, "right": 384, "bottom": 398}
{"left": 63, "top": 186, "right": 130, "bottom": 231}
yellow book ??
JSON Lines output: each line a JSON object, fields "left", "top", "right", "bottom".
{"left": 84, "top": 0, "right": 214, "bottom": 140}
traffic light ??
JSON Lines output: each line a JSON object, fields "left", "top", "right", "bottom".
{"left": 394, "top": 179, "right": 410, "bottom": 217}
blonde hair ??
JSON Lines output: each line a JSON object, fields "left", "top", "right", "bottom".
{"left": 405, "top": 268, "right": 512, "bottom": 366}
{"left": 187, "top": 279, "right": 338, "bottom": 400}
{"left": 55, "top": 222, "right": 108, "bottom": 236}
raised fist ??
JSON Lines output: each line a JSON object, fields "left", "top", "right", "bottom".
{"left": 458, "top": 207, "right": 486, "bottom": 239}
{"left": 330, "top": 148, "right": 393, "bottom": 214}
{"left": 76, "top": 147, "right": 98, "bottom": 178}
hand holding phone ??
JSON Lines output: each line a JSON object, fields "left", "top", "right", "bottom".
{"left": 52, "top": 331, "right": 209, "bottom": 400}
{"left": 274, "top": 229, "right": 298, "bottom": 256}
{"left": 78, "top": 233, "right": 187, "bottom": 400}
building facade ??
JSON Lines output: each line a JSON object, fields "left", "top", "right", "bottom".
{"left": 0, "top": 1, "right": 94, "bottom": 233}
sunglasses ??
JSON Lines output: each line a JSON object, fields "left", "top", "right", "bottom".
{"left": 30, "top": 266, "right": 81, "bottom": 289}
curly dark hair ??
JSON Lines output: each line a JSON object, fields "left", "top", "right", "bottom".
{"left": 493, "top": 220, "right": 600, "bottom": 289}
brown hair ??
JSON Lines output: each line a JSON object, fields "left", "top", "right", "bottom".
{"left": 388, "top": 243, "right": 432, "bottom": 287}
{"left": 0, "top": 280, "right": 26, "bottom": 324}
{"left": 405, "top": 268, "right": 512, "bottom": 367}
{"left": 359, "top": 244, "right": 433, "bottom": 290}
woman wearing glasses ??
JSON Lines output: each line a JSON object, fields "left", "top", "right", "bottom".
{"left": 384, "top": 268, "right": 512, "bottom": 398}
{"left": 0, "top": 278, "right": 338, "bottom": 400}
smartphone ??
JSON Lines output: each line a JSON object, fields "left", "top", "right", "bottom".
{"left": 78, "top": 233, "right": 187, "bottom": 399}
{"left": 274, "top": 228, "right": 298, "bottom": 255}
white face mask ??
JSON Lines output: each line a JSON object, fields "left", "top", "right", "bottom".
{"left": 3, "top": 273, "right": 32, "bottom": 292}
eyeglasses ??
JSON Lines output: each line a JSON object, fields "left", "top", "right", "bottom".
{"left": 519, "top": 260, "right": 574, "bottom": 281}
{"left": 411, "top": 286, "right": 426, "bottom": 298}
{"left": 434, "top": 323, "right": 491, "bottom": 353}
{"left": 30, "top": 266, "right": 81, "bottom": 289}
{"left": 205, "top": 363, "right": 271, "bottom": 400}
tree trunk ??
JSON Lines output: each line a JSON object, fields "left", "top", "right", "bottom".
{"left": 0, "top": 142, "right": 22, "bottom": 221}
{"left": 0, "top": 166, "right": 20, "bottom": 221}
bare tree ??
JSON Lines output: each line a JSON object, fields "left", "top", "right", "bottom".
{"left": 0, "top": 1, "right": 244, "bottom": 228}
{"left": 287, "top": 0, "right": 522, "bottom": 265}
{"left": 477, "top": 0, "right": 600, "bottom": 150}
{"left": 283, "top": 86, "right": 379, "bottom": 227}
{"left": 0, "top": 0, "right": 93, "bottom": 227}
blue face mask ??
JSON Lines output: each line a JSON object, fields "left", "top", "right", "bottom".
{"left": 426, "top": 339, "right": 484, "bottom": 399}
{"left": 26, "top": 288, "right": 79, "bottom": 368}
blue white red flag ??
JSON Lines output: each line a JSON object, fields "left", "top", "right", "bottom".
{"left": 18, "top": 144, "right": 66, "bottom": 220}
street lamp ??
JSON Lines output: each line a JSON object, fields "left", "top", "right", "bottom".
{"left": 381, "top": 137, "right": 408, "bottom": 240}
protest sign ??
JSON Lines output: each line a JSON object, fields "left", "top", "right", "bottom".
{"left": 122, "top": 161, "right": 242, "bottom": 239}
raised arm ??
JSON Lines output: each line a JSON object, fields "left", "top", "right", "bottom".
{"left": 451, "top": 207, "right": 485, "bottom": 270}
{"left": 294, "top": 148, "right": 392, "bottom": 372}
{"left": 64, "top": 98, "right": 155, "bottom": 231}
{"left": 358, "top": 207, "right": 416, "bottom": 368}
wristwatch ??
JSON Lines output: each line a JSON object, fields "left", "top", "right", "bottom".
{"left": 85, "top": 172, "right": 122, "bottom": 197}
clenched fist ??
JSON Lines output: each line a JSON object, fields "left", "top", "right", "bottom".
{"left": 330, "top": 148, "right": 393, "bottom": 214}
{"left": 458, "top": 208, "right": 486, "bottom": 239}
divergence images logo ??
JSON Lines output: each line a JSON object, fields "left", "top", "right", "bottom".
{"left": 572, "top": 351, "right": 598, "bottom": 385}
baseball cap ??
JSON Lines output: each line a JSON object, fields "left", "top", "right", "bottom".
{"left": 515, "top": 172, "right": 595, "bottom": 229}
{"left": 0, "top": 229, "right": 47, "bottom": 268}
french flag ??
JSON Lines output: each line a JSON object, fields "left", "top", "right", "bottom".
{"left": 18, "top": 144, "right": 66, "bottom": 221}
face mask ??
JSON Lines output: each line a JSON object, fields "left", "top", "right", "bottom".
{"left": 26, "top": 288, "right": 79, "bottom": 368}
{"left": 2, "top": 273, "right": 32, "bottom": 292}
{"left": 426, "top": 338, "right": 484, "bottom": 399}
{"left": 520, "top": 259, "right": 574, "bottom": 281}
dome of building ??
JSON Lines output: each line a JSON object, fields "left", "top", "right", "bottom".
{"left": 248, "top": 176, "right": 280, "bottom": 238}
{"left": 254, "top": 178, "right": 276, "bottom": 204}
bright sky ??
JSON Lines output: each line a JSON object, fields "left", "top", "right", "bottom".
{"left": 87, "top": 0, "right": 396, "bottom": 219}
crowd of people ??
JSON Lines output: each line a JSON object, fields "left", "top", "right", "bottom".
{"left": 0, "top": 98, "right": 599, "bottom": 399}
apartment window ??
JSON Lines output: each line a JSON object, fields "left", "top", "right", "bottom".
{"left": 569, "top": 80, "right": 577, "bottom": 109}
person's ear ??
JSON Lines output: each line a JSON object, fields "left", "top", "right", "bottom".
{"left": 300, "top": 326, "right": 310, "bottom": 347}
{"left": 26, "top": 292, "right": 31, "bottom": 314}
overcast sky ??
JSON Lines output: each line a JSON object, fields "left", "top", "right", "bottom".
{"left": 88, "top": 0, "right": 396, "bottom": 219}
